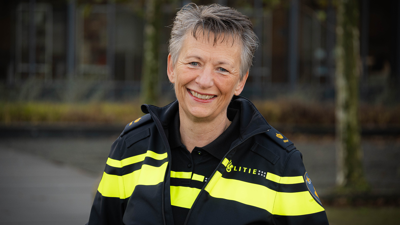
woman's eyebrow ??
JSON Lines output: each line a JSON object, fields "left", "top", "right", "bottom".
{"left": 185, "top": 55, "right": 203, "bottom": 61}
{"left": 216, "top": 60, "right": 234, "bottom": 67}
{"left": 184, "top": 54, "right": 234, "bottom": 67}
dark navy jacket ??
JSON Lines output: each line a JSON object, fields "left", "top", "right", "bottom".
{"left": 87, "top": 96, "right": 329, "bottom": 225}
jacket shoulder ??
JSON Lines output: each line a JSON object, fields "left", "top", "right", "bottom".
{"left": 263, "top": 126, "right": 296, "bottom": 152}
{"left": 109, "top": 114, "right": 153, "bottom": 160}
{"left": 251, "top": 126, "right": 297, "bottom": 165}
{"left": 120, "top": 113, "right": 152, "bottom": 137}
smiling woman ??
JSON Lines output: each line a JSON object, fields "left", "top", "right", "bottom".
{"left": 167, "top": 33, "right": 247, "bottom": 145}
{"left": 86, "top": 3, "right": 329, "bottom": 225}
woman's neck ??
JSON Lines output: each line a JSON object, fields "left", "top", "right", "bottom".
{"left": 179, "top": 109, "right": 231, "bottom": 153}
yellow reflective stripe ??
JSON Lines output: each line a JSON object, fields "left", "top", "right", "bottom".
{"left": 106, "top": 150, "right": 167, "bottom": 168}
{"left": 146, "top": 150, "right": 168, "bottom": 160}
{"left": 279, "top": 176, "right": 304, "bottom": 184}
{"left": 222, "top": 158, "right": 229, "bottom": 166}
{"left": 98, "top": 162, "right": 168, "bottom": 199}
{"left": 171, "top": 171, "right": 192, "bottom": 179}
{"left": 170, "top": 171, "right": 205, "bottom": 182}
{"left": 106, "top": 154, "right": 145, "bottom": 168}
{"left": 205, "top": 171, "right": 276, "bottom": 213}
{"left": 170, "top": 186, "right": 201, "bottom": 209}
{"left": 273, "top": 191, "right": 324, "bottom": 216}
{"left": 205, "top": 171, "right": 324, "bottom": 216}
{"left": 266, "top": 172, "right": 304, "bottom": 184}
{"left": 98, "top": 172, "right": 127, "bottom": 198}
{"left": 192, "top": 173, "right": 204, "bottom": 182}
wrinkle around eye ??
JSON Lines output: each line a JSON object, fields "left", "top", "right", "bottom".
{"left": 218, "top": 67, "right": 229, "bottom": 73}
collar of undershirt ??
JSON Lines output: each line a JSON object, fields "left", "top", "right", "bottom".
{"left": 168, "top": 108, "right": 240, "bottom": 160}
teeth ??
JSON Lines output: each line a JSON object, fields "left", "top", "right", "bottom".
{"left": 190, "top": 90, "right": 214, "bottom": 100}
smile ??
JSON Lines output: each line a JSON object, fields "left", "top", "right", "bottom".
{"left": 188, "top": 89, "right": 216, "bottom": 100}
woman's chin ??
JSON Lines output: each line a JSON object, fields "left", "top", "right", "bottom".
{"left": 187, "top": 109, "right": 212, "bottom": 120}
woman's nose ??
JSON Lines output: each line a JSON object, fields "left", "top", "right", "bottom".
{"left": 195, "top": 66, "right": 214, "bottom": 88}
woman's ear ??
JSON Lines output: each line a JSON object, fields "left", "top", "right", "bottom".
{"left": 167, "top": 54, "right": 175, "bottom": 83}
{"left": 234, "top": 71, "right": 249, "bottom": 96}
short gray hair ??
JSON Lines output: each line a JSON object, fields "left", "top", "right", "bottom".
{"left": 169, "top": 3, "right": 259, "bottom": 79}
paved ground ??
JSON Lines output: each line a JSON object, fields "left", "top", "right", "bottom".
{"left": 0, "top": 140, "right": 100, "bottom": 225}
{"left": 0, "top": 135, "right": 399, "bottom": 224}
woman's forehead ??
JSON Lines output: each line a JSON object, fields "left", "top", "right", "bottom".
{"left": 181, "top": 33, "right": 241, "bottom": 60}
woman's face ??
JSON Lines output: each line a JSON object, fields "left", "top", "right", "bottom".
{"left": 167, "top": 33, "right": 248, "bottom": 122}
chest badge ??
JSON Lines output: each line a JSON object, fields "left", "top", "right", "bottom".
{"left": 226, "top": 160, "right": 233, "bottom": 172}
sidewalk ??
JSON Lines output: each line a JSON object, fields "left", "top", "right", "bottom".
{"left": 0, "top": 145, "right": 97, "bottom": 225}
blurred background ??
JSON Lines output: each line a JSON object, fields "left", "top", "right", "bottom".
{"left": 0, "top": 0, "right": 399, "bottom": 224}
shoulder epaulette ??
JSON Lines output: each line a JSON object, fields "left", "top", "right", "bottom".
{"left": 265, "top": 126, "right": 296, "bottom": 152}
{"left": 120, "top": 114, "right": 152, "bottom": 137}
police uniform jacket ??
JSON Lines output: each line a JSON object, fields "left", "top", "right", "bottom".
{"left": 87, "top": 96, "right": 329, "bottom": 225}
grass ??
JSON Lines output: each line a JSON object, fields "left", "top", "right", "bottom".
{"left": 326, "top": 207, "right": 400, "bottom": 225}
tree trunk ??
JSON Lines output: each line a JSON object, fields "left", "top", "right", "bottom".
{"left": 141, "top": 0, "right": 161, "bottom": 105}
{"left": 335, "top": 0, "right": 369, "bottom": 194}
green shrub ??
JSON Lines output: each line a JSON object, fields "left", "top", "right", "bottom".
{"left": 0, "top": 100, "right": 399, "bottom": 126}
{"left": 0, "top": 102, "right": 143, "bottom": 124}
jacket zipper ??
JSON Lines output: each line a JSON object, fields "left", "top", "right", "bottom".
{"left": 183, "top": 130, "right": 268, "bottom": 225}
{"left": 148, "top": 109, "right": 172, "bottom": 225}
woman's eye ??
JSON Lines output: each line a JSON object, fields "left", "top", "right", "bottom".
{"left": 218, "top": 67, "right": 228, "bottom": 73}
{"left": 189, "top": 62, "right": 199, "bottom": 66}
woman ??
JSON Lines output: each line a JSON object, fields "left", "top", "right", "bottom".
{"left": 87, "top": 4, "right": 329, "bottom": 225}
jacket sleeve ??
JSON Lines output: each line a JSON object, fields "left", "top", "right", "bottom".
{"left": 272, "top": 150, "right": 329, "bottom": 225}
{"left": 86, "top": 137, "right": 129, "bottom": 225}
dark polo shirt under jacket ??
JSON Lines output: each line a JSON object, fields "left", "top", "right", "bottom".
{"left": 167, "top": 109, "right": 240, "bottom": 225}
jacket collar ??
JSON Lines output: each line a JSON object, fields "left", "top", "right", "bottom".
{"left": 141, "top": 95, "right": 271, "bottom": 141}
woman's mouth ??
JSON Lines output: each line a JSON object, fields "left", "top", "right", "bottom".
{"left": 188, "top": 89, "right": 216, "bottom": 100}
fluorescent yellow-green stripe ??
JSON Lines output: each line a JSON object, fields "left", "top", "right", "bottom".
{"left": 106, "top": 154, "right": 145, "bottom": 168}
{"left": 273, "top": 190, "right": 324, "bottom": 215}
{"left": 205, "top": 171, "right": 324, "bottom": 216}
{"left": 98, "top": 162, "right": 168, "bottom": 199}
{"left": 266, "top": 172, "right": 304, "bottom": 184}
{"left": 170, "top": 171, "right": 205, "bottom": 182}
{"left": 192, "top": 173, "right": 204, "bottom": 182}
{"left": 170, "top": 186, "right": 201, "bottom": 209}
{"left": 222, "top": 158, "right": 229, "bottom": 166}
{"left": 171, "top": 171, "right": 192, "bottom": 179}
{"left": 106, "top": 150, "right": 167, "bottom": 168}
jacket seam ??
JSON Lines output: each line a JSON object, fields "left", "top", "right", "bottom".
{"left": 271, "top": 149, "right": 298, "bottom": 222}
